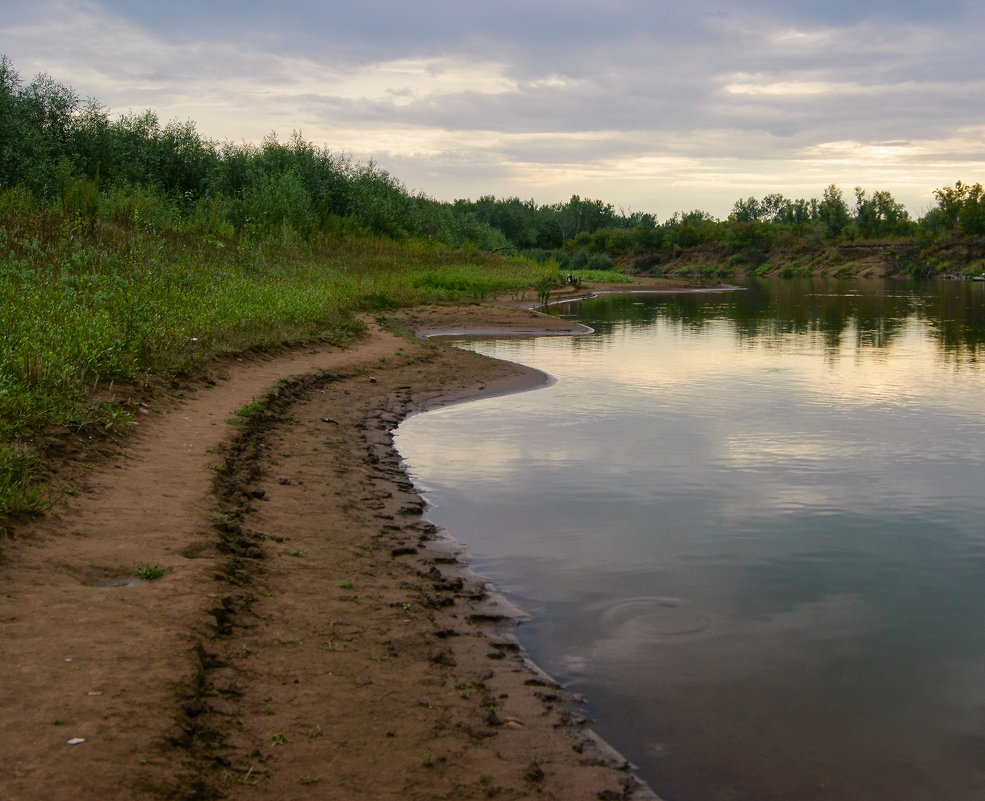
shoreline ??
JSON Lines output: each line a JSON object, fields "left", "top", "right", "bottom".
{"left": 1, "top": 298, "right": 667, "bottom": 801}
{"left": 360, "top": 308, "right": 667, "bottom": 799}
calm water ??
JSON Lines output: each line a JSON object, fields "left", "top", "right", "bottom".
{"left": 394, "top": 278, "right": 985, "bottom": 801}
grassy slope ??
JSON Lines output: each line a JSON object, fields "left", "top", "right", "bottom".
{"left": 0, "top": 206, "right": 547, "bottom": 519}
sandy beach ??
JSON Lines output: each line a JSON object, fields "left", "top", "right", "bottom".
{"left": 0, "top": 281, "right": 702, "bottom": 800}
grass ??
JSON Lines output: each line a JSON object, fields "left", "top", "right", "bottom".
{"left": 0, "top": 444, "right": 50, "bottom": 522}
{"left": 235, "top": 398, "right": 263, "bottom": 418}
{"left": 570, "top": 268, "right": 634, "bottom": 283}
{"left": 0, "top": 204, "right": 550, "bottom": 521}
{"left": 135, "top": 564, "right": 169, "bottom": 581}
{"left": 410, "top": 267, "right": 530, "bottom": 300}
{"left": 0, "top": 208, "right": 545, "bottom": 442}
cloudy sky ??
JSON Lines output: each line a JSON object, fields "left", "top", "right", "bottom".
{"left": 3, "top": 0, "right": 983, "bottom": 218}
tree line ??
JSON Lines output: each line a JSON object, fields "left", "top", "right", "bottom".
{"left": 560, "top": 181, "right": 985, "bottom": 274}
{"left": 0, "top": 56, "right": 646, "bottom": 255}
{"left": 2, "top": 55, "right": 983, "bottom": 274}
{"left": 0, "top": 55, "right": 504, "bottom": 249}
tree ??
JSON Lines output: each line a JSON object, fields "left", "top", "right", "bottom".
{"left": 926, "top": 181, "right": 985, "bottom": 237}
{"left": 760, "top": 193, "right": 791, "bottom": 224}
{"left": 0, "top": 62, "right": 82, "bottom": 197}
{"left": 729, "top": 196, "right": 762, "bottom": 223}
{"left": 854, "top": 188, "right": 911, "bottom": 238}
{"left": 817, "top": 184, "right": 850, "bottom": 237}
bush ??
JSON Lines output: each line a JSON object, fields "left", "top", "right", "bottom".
{"left": 585, "top": 252, "right": 614, "bottom": 270}
{"left": 241, "top": 169, "right": 316, "bottom": 240}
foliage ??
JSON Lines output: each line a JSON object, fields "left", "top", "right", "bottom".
{"left": 0, "top": 202, "right": 548, "bottom": 450}
{"left": 557, "top": 181, "right": 982, "bottom": 278}
{"left": 460, "top": 193, "right": 655, "bottom": 252}
{"left": 0, "top": 56, "right": 506, "bottom": 251}
{"left": 852, "top": 187, "right": 911, "bottom": 238}
{"left": 0, "top": 444, "right": 49, "bottom": 519}
{"left": 570, "top": 269, "right": 633, "bottom": 283}
{"left": 924, "top": 181, "right": 985, "bottom": 237}
{"left": 410, "top": 267, "right": 530, "bottom": 300}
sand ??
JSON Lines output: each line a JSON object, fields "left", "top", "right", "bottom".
{"left": 0, "top": 286, "right": 695, "bottom": 801}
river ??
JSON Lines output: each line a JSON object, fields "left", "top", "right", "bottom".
{"left": 394, "top": 277, "right": 985, "bottom": 801}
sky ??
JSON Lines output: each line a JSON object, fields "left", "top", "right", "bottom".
{"left": 2, "top": 0, "right": 984, "bottom": 219}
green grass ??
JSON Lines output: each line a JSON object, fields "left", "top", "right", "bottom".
{"left": 410, "top": 267, "right": 531, "bottom": 299}
{"left": 135, "top": 563, "right": 169, "bottom": 581}
{"left": 570, "top": 269, "right": 634, "bottom": 283}
{"left": 0, "top": 207, "right": 547, "bottom": 441}
{"left": 0, "top": 205, "right": 550, "bottom": 521}
{"left": 0, "top": 444, "right": 50, "bottom": 521}
{"left": 235, "top": 399, "right": 263, "bottom": 419}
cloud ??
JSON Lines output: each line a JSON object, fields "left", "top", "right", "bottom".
{"left": 2, "top": 0, "right": 984, "bottom": 216}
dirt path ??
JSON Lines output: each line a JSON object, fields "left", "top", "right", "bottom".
{"left": 1, "top": 303, "right": 661, "bottom": 801}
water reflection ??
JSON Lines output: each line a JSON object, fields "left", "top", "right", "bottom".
{"left": 395, "top": 278, "right": 985, "bottom": 801}
{"left": 554, "top": 277, "right": 985, "bottom": 367}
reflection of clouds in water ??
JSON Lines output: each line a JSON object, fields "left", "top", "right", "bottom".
{"left": 399, "top": 390, "right": 577, "bottom": 486}
{"left": 405, "top": 296, "right": 985, "bottom": 798}
{"left": 721, "top": 433, "right": 844, "bottom": 468}
{"left": 755, "top": 593, "right": 872, "bottom": 637}
{"left": 583, "top": 593, "right": 874, "bottom": 682}
{"left": 718, "top": 432, "right": 847, "bottom": 512}
{"left": 762, "top": 483, "right": 838, "bottom": 513}
{"left": 558, "top": 653, "right": 589, "bottom": 676}
{"left": 414, "top": 429, "right": 534, "bottom": 484}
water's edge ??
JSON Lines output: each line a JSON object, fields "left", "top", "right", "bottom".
{"left": 400, "top": 318, "right": 665, "bottom": 800}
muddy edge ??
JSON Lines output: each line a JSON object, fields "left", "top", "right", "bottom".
{"left": 172, "top": 326, "right": 662, "bottom": 800}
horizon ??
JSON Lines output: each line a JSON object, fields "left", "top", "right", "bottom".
{"left": 3, "top": 1, "right": 983, "bottom": 220}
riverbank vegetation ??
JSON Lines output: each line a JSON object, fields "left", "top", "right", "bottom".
{"left": 1, "top": 54, "right": 983, "bottom": 518}
{"left": 462, "top": 184, "right": 985, "bottom": 279}
{"left": 0, "top": 56, "right": 552, "bottom": 520}
{"left": 549, "top": 182, "right": 985, "bottom": 279}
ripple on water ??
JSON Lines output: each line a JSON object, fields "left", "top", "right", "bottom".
{"left": 597, "top": 596, "right": 727, "bottom": 645}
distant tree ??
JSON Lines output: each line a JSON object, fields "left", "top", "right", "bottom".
{"left": 729, "top": 196, "right": 762, "bottom": 223}
{"left": 625, "top": 209, "right": 657, "bottom": 228}
{"left": 929, "top": 181, "right": 985, "bottom": 236}
{"left": 69, "top": 99, "right": 113, "bottom": 179}
{"left": 760, "top": 193, "right": 791, "bottom": 224}
{"left": 854, "top": 187, "right": 910, "bottom": 238}
{"left": 816, "top": 184, "right": 850, "bottom": 236}
{"left": 662, "top": 209, "right": 718, "bottom": 249}
{"left": 957, "top": 183, "right": 985, "bottom": 236}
